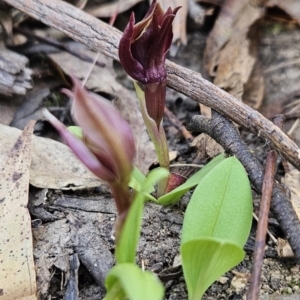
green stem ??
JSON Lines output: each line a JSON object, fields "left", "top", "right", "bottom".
{"left": 103, "top": 281, "right": 125, "bottom": 300}
{"left": 109, "top": 181, "right": 132, "bottom": 240}
{"left": 134, "top": 82, "right": 170, "bottom": 197}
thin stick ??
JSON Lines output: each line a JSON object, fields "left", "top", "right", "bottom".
{"left": 82, "top": 52, "right": 100, "bottom": 87}
{"left": 247, "top": 150, "right": 277, "bottom": 300}
{"left": 164, "top": 107, "right": 194, "bottom": 142}
{"left": 4, "top": 0, "right": 300, "bottom": 171}
{"left": 287, "top": 118, "right": 300, "bottom": 136}
{"left": 247, "top": 115, "right": 284, "bottom": 300}
{"left": 252, "top": 213, "right": 277, "bottom": 244}
{"left": 170, "top": 163, "right": 203, "bottom": 168}
{"left": 285, "top": 112, "right": 300, "bottom": 120}
{"left": 82, "top": 0, "right": 119, "bottom": 86}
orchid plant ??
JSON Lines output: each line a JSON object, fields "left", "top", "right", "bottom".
{"left": 43, "top": 76, "right": 168, "bottom": 299}
{"left": 44, "top": 1, "right": 253, "bottom": 299}
{"left": 44, "top": 76, "right": 136, "bottom": 234}
{"left": 119, "top": 0, "right": 180, "bottom": 196}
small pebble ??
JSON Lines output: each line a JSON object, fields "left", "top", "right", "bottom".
{"left": 219, "top": 276, "right": 229, "bottom": 284}
{"left": 292, "top": 285, "right": 300, "bottom": 292}
{"left": 290, "top": 265, "right": 299, "bottom": 274}
{"left": 286, "top": 276, "right": 292, "bottom": 281}
{"left": 231, "top": 276, "right": 247, "bottom": 293}
{"left": 262, "top": 284, "right": 272, "bottom": 292}
{"left": 172, "top": 254, "right": 181, "bottom": 267}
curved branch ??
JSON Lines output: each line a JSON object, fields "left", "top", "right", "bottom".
{"left": 4, "top": 0, "right": 300, "bottom": 169}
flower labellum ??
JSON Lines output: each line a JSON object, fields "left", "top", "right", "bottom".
{"left": 44, "top": 76, "right": 136, "bottom": 219}
{"left": 119, "top": 0, "right": 180, "bottom": 127}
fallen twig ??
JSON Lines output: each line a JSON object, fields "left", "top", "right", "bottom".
{"left": 187, "top": 111, "right": 300, "bottom": 264}
{"left": 247, "top": 149, "right": 276, "bottom": 297}
{"left": 247, "top": 115, "right": 283, "bottom": 300}
{"left": 164, "top": 106, "right": 194, "bottom": 142}
{"left": 4, "top": 0, "right": 300, "bottom": 171}
{"left": 65, "top": 254, "right": 80, "bottom": 300}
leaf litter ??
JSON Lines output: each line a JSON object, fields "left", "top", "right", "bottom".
{"left": 0, "top": 121, "right": 37, "bottom": 300}
{"left": 2, "top": 0, "right": 300, "bottom": 299}
{"left": 0, "top": 124, "right": 103, "bottom": 189}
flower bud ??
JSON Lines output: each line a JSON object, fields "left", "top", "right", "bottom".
{"left": 44, "top": 76, "right": 136, "bottom": 219}
{"left": 119, "top": 0, "right": 180, "bottom": 127}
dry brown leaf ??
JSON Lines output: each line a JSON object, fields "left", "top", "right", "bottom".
{"left": 213, "top": 5, "right": 263, "bottom": 99}
{"left": 279, "top": 167, "right": 300, "bottom": 259}
{"left": 277, "top": 237, "right": 294, "bottom": 258}
{"left": 243, "top": 61, "right": 265, "bottom": 109}
{"left": 204, "top": 0, "right": 247, "bottom": 74}
{"left": 282, "top": 169, "right": 300, "bottom": 220}
{"left": 288, "top": 118, "right": 300, "bottom": 149}
{"left": 190, "top": 133, "right": 224, "bottom": 158}
{"left": 48, "top": 46, "right": 156, "bottom": 174}
{"left": 48, "top": 48, "right": 115, "bottom": 94}
{"left": 160, "top": 0, "right": 188, "bottom": 45}
{"left": 86, "top": 0, "right": 188, "bottom": 45}
{"left": 0, "top": 121, "right": 37, "bottom": 300}
{"left": 85, "top": 0, "right": 144, "bottom": 18}
{"left": 204, "top": 0, "right": 264, "bottom": 100}
{"left": 199, "top": 103, "right": 211, "bottom": 118}
{"left": 0, "top": 124, "right": 102, "bottom": 189}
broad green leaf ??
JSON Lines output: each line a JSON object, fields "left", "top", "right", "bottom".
{"left": 67, "top": 126, "right": 83, "bottom": 139}
{"left": 181, "top": 238, "right": 244, "bottom": 300}
{"left": 181, "top": 156, "right": 252, "bottom": 247}
{"left": 116, "top": 168, "right": 169, "bottom": 264}
{"left": 105, "top": 263, "right": 164, "bottom": 300}
{"left": 158, "top": 154, "right": 226, "bottom": 205}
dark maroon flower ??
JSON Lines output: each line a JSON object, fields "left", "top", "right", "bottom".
{"left": 119, "top": 0, "right": 180, "bottom": 127}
